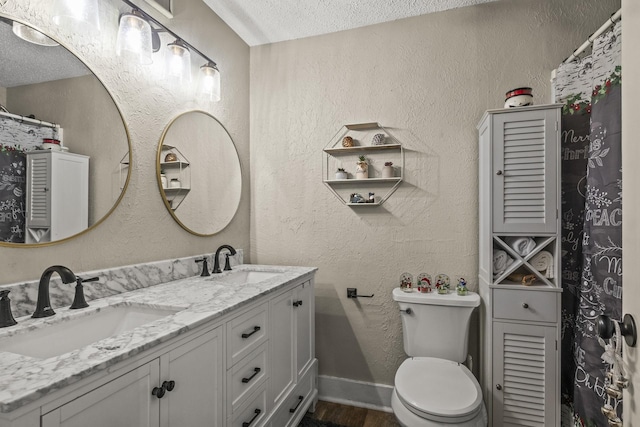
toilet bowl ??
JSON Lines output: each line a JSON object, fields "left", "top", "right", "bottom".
{"left": 391, "top": 357, "right": 487, "bottom": 426}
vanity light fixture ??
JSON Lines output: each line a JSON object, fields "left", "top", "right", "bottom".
{"left": 12, "top": 22, "right": 59, "bottom": 47}
{"left": 119, "top": 0, "right": 222, "bottom": 99}
{"left": 116, "top": 10, "right": 154, "bottom": 65}
{"left": 198, "top": 61, "right": 221, "bottom": 102}
{"left": 52, "top": 0, "right": 101, "bottom": 34}
{"left": 165, "top": 39, "right": 191, "bottom": 83}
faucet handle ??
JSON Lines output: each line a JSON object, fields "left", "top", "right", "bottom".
{"left": 224, "top": 254, "right": 232, "bottom": 271}
{"left": 70, "top": 276, "right": 97, "bottom": 310}
{"left": 0, "top": 290, "right": 18, "bottom": 327}
{"left": 195, "top": 257, "right": 211, "bottom": 276}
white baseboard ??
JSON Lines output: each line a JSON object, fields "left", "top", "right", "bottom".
{"left": 317, "top": 375, "right": 394, "bottom": 413}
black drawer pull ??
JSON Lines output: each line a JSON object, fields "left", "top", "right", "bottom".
{"left": 242, "top": 367, "right": 261, "bottom": 383}
{"left": 289, "top": 395, "right": 304, "bottom": 413}
{"left": 241, "top": 326, "right": 261, "bottom": 339}
{"left": 293, "top": 300, "right": 303, "bottom": 307}
{"left": 522, "top": 303, "right": 529, "bottom": 309}
{"left": 242, "top": 409, "right": 261, "bottom": 427}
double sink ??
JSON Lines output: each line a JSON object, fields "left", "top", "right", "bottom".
{"left": 0, "top": 268, "right": 283, "bottom": 360}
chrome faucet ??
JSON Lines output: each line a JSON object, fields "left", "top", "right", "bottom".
{"left": 212, "top": 245, "right": 237, "bottom": 273}
{"left": 32, "top": 265, "right": 76, "bottom": 318}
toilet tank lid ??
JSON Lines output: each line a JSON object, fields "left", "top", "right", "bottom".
{"left": 392, "top": 288, "right": 480, "bottom": 307}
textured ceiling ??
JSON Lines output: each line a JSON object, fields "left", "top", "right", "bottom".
{"left": 202, "top": 0, "right": 497, "bottom": 46}
{"left": 0, "top": 19, "right": 90, "bottom": 88}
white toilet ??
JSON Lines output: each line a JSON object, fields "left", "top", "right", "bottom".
{"left": 391, "top": 288, "right": 487, "bottom": 427}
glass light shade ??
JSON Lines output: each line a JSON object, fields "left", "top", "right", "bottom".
{"left": 198, "top": 62, "right": 221, "bottom": 102}
{"left": 164, "top": 40, "right": 191, "bottom": 84}
{"left": 52, "top": 0, "right": 101, "bottom": 34}
{"left": 116, "top": 12, "right": 153, "bottom": 65}
{"left": 12, "top": 22, "right": 59, "bottom": 47}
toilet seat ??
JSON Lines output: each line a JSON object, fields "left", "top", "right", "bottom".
{"left": 395, "top": 357, "right": 483, "bottom": 423}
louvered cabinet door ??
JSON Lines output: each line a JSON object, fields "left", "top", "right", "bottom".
{"left": 492, "top": 108, "right": 559, "bottom": 234}
{"left": 492, "top": 322, "right": 558, "bottom": 427}
{"left": 26, "top": 153, "right": 52, "bottom": 228}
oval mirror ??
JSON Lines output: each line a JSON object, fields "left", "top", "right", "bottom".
{"left": 157, "top": 111, "right": 241, "bottom": 236}
{"left": 0, "top": 16, "right": 131, "bottom": 246}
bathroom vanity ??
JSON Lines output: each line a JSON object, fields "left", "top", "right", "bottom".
{"left": 0, "top": 264, "right": 317, "bottom": 427}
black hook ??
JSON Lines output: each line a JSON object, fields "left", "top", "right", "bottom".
{"left": 597, "top": 314, "right": 637, "bottom": 347}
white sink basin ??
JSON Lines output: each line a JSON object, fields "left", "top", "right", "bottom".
{"left": 0, "top": 303, "right": 181, "bottom": 359}
{"left": 209, "top": 270, "right": 283, "bottom": 285}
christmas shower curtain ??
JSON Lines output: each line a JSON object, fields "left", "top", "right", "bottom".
{"left": 553, "top": 21, "right": 622, "bottom": 426}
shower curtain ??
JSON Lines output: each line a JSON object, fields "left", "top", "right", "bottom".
{"left": 553, "top": 21, "right": 622, "bottom": 426}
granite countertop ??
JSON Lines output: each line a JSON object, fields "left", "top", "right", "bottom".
{"left": 0, "top": 264, "right": 316, "bottom": 414}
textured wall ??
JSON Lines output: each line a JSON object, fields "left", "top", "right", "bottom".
{"left": 250, "top": 0, "right": 620, "bottom": 385}
{"left": 0, "top": 0, "right": 250, "bottom": 285}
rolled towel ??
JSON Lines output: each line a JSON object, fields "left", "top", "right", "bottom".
{"left": 504, "top": 237, "right": 537, "bottom": 257}
{"left": 530, "top": 251, "right": 554, "bottom": 279}
{"left": 493, "top": 250, "right": 514, "bottom": 277}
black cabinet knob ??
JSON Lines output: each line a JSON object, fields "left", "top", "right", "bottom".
{"left": 496, "top": 170, "right": 503, "bottom": 175}
{"left": 496, "top": 384, "right": 502, "bottom": 390}
{"left": 163, "top": 380, "right": 175, "bottom": 392}
{"left": 522, "top": 303, "right": 529, "bottom": 309}
{"left": 152, "top": 386, "right": 165, "bottom": 398}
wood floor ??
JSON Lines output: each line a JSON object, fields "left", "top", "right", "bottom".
{"left": 303, "top": 400, "right": 401, "bottom": 427}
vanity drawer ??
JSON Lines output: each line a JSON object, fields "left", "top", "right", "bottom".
{"left": 228, "top": 342, "right": 268, "bottom": 414}
{"left": 493, "top": 288, "right": 559, "bottom": 323}
{"left": 267, "top": 361, "right": 316, "bottom": 427}
{"left": 227, "top": 304, "right": 268, "bottom": 366}
{"left": 229, "top": 384, "right": 268, "bottom": 427}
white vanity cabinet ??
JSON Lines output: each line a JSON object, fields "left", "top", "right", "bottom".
{"left": 477, "top": 105, "right": 562, "bottom": 427}
{"left": 266, "top": 280, "right": 316, "bottom": 427}
{"left": 25, "top": 151, "right": 89, "bottom": 244}
{"left": 2, "top": 272, "right": 317, "bottom": 427}
{"left": 41, "top": 325, "right": 223, "bottom": 427}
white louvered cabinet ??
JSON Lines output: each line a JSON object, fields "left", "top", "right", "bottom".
{"left": 25, "top": 151, "right": 89, "bottom": 244}
{"left": 477, "top": 105, "right": 562, "bottom": 427}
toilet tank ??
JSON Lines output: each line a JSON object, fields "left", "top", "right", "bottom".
{"left": 392, "top": 288, "right": 480, "bottom": 363}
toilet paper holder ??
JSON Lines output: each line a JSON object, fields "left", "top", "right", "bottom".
{"left": 347, "top": 288, "right": 374, "bottom": 299}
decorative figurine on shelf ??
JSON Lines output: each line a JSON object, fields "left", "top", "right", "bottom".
{"left": 368, "top": 192, "right": 375, "bottom": 203}
{"left": 382, "top": 161, "right": 394, "bottom": 178}
{"left": 342, "top": 136, "right": 354, "bottom": 147}
{"left": 456, "top": 278, "right": 468, "bottom": 296}
{"left": 371, "top": 133, "right": 386, "bottom": 146}
{"left": 356, "top": 155, "right": 368, "bottom": 179}
{"left": 417, "top": 273, "right": 432, "bottom": 293}
{"left": 350, "top": 193, "right": 365, "bottom": 203}
{"left": 335, "top": 168, "right": 348, "bottom": 179}
{"left": 400, "top": 272, "right": 414, "bottom": 292}
{"left": 435, "top": 274, "right": 450, "bottom": 294}
{"left": 164, "top": 152, "right": 178, "bottom": 162}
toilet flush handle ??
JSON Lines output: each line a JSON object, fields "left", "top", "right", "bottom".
{"left": 400, "top": 308, "right": 412, "bottom": 315}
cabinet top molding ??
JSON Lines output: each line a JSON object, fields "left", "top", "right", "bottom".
{"left": 477, "top": 103, "right": 563, "bottom": 129}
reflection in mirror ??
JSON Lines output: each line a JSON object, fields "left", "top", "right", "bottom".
{"left": 0, "top": 16, "right": 131, "bottom": 246}
{"left": 157, "top": 111, "right": 241, "bottom": 236}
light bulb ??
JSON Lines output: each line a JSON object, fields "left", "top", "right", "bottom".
{"left": 164, "top": 39, "right": 191, "bottom": 84}
{"left": 115, "top": 11, "right": 153, "bottom": 65}
{"left": 198, "top": 62, "right": 221, "bottom": 102}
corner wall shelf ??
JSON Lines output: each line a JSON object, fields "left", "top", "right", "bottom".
{"left": 322, "top": 123, "right": 404, "bottom": 206}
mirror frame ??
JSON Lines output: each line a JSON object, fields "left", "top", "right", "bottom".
{"left": 0, "top": 14, "right": 133, "bottom": 248}
{"left": 156, "top": 110, "right": 242, "bottom": 237}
